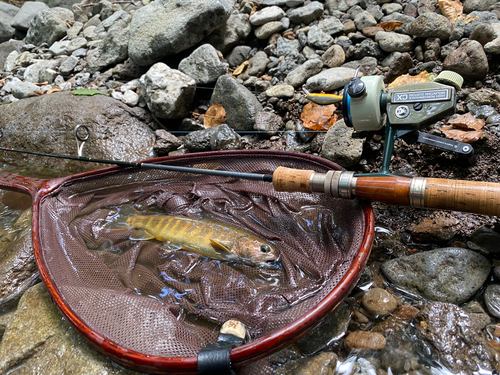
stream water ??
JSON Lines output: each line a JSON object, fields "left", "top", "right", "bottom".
{"left": 0, "top": 154, "right": 497, "bottom": 374}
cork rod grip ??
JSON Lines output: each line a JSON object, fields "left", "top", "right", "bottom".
{"left": 423, "top": 178, "right": 500, "bottom": 216}
{"left": 273, "top": 166, "right": 315, "bottom": 193}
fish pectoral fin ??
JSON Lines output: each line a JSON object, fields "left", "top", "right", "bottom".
{"left": 129, "top": 229, "right": 156, "bottom": 241}
{"left": 210, "top": 239, "right": 233, "bottom": 255}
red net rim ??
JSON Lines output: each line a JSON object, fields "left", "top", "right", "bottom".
{"left": 31, "top": 150, "right": 374, "bottom": 374}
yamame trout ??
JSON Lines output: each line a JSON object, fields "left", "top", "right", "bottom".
{"left": 126, "top": 215, "right": 280, "bottom": 267}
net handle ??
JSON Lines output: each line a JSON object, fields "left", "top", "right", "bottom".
{"left": 0, "top": 171, "right": 46, "bottom": 197}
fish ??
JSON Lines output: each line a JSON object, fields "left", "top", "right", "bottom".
{"left": 125, "top": 215, "right": 280, "bottom": 267}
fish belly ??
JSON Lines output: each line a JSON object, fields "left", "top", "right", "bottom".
{"left": 127, "top": 215, "right": 236, "bottom": 259}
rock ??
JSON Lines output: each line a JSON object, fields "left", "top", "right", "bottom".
{"left": 49, "top": 40, "right": 71, "bottom": 56}
{"left": 285, "top": 59, "right": 323, "bottom": 88}
{"left": 381, "top": 247, "right": 490, "bottom": 304}
{"left": 254, "top": 111, "right": 284, "bottom": 136}
{"left": 354, "top": 11, "right": 378, "bottom": 31}
{"left": 321, "top": 119, "right": 364, "bottom": 168}
{"left": 265, "top": 84, "right": 295, "bottom": 98}
{"left": 67, "top": 36, "right": 87, "bottom": 54}
{"left": 467, "top": 224, "right": 500, "bottom": 254}
{"left": 415, "top": 302, "right": 494, "bottom": 374}
{"left": 243, "top": 51, "right": 269, "bottom": 78}
{"left": 25, "top": 7, "right": 74, "bottom": 46}
{"left": 296, "top": 302, "right": 350, "bottom": 355}
{"left": 463, "top": 11, "right": 499, "bottom": 37}
{"left": 205, "top": 12, "right": 252, "bottom": 54}
{"left": 406, "top": 12, "right": 452, "bottom": 40}
{"left": 352, "top": 38, "right": 384, "bottom": 60}
{"left": 318, "top": 17, "right": 345, "bottom": 36}
{"left": 321, "top": 44, "right": 345, "bottom": 68}
{"left": 122, "top": 89, "right": 139, "bottom": 106}
{"left": 128, "top": 0, "right": 233, "bottom": 66}
{"left": 254, "top": 21, "right": 284, "bottom": 39}
{"left": 39, "top": 0, "right": 82, "bottom": 9}
{"left": 484, "top": 284, "right": 500, "bottom": 318}
{"left": 443, "top": 39, "right": 489, "bottom": 80}
{"left": 384, "top": 52, "right": 413, "bottom": 84}
{"left": 305, "top": 67, "right": 358, "bottom": 92}
{"left": 411, "top": 215, "right": 459, "bottom": 243}
{"left": 178, "top": 44, "right": 228, "bottom": 85}
{"left": 227, "top": 45, "right": 252, "bottom": 67}
{"left": 153, "top": 129, "right": 182, "bottom": 156}
{"left": 86, "top": 20, "right": 129, "bottom": 74}
{"left": 462, "top": 301, "right": 492, "bottom": 331}
{"left": 0, "top": 92, "right": 155, "bottom": 172}
{"left": 249, "top": 6, "right": 285, "bottom": 26}
{"left": 0, "top": 209, "right": 38, "bottom": 308}
{"left": 210, "top": 75, "right": 263, "bottom": 131}
{"left": 307, "top": 25, "right": 334, "bottom": 49}
{"left": 344, "top": 331, "right": 386, "bottom": 351}
{"left": 375, "top": 31, "right": 414, "bottom": 52}
{"left": 0, "top": 283, "right": 141, "bottom": 374}
{"left": 275, "top": 351, "right": 338, "bottom": 375}
{"left": 361, "top": 288, "right": 398, "bottom": 317}
{"left": 139, "top": 62, "right": 196, "bottom": 120}
{"left": 10, "top": 2, "right": 49, "bottom": 31}
{"left": 209, "top": 124, "right": 242, "bottom": 150}
{"left": 24, "top": 60, "right": 60, "bottom": 84}
{"left": 0, "top": 3, "right": 19, "bottom": 17}
{"left": 288, "top": 1, "right": 324, "bottom": 24}
{"left": 0, "top": 10, "right": 16, "bottom": 44}
{"left": 484, "top": 24, "right": 500, "bottom": 54}
{"left": 11, "top": 81, "right": 40, "bottom": 99}
{"left": 463, "top": 0, "right": 499, "bottom": 13}
{"left": 0, "top": 40, "right": 23, "bottom": 72}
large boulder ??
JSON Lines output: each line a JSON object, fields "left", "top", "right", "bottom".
{"left": 25, "top": 7, "right": 74, "bottom": 46}
{"left": 0, "top": 10, "right": 16, "bottom": 43}
{"left": 0, "top": 40, "right": 23, "bottom": 72}
{"left": 128, "top": 0, "right": 234, "bottom": 66}
{"left": 85, "top": 19, "right": 129, "bottom": 74}
{"left": 210, "top": 75, "right": 263, "bottom": 131}
{"left": 0, "top": 92, "right": 155, "bottom": 172}
{"left": 139, "top": 62, "right": 196, "bottom": 119}
{"left": 10, "top": 1, "right": 49, "bottom": 31}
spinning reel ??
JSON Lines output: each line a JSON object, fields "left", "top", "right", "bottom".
{"left": 306, "top": 69, "right": 470, "bottom": 176}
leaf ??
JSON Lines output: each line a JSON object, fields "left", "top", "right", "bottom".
{"left": 437, "top": 0, "right": 463, "bottom": 25}
{"left": 440, "top": 125, "right": 483, "bottom": 143}
{"left": 387, "top": 71, "right": 437, "bottom": 90}
{"left": 204, "top": 103, "right": 226, "bottom": 128}
{"left": 447, "top": 112, "right": 485, "bottom": 131}
{"left": 376, "top": 21, "right": 404, "bottom": 31}
{"left": 72, "top": 89, "right": 108, "bottom": 96}
{"left": 232, "top": 61, "right": 249, "bottom": 76}
{"left": 46, "top": 88, "right": 62, "bottom": 94}
{"left": 300, "top": 102, "right": 338, "bottom": 131}
{"left": 440, "top": 112, "right": 485, "bottom": 143}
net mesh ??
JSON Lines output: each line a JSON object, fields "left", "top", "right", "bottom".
{"left": 37, "top": 152, "right": 366, "bottom": 360}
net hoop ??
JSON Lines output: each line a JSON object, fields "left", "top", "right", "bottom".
{"left": 29, "top": 150, "right": 374, "bottom": 374}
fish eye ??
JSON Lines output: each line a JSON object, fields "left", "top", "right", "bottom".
{"left": 260, "top": 244, "right": 271, "bottom": 253}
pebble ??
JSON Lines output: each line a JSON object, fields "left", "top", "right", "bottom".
{"left": 361, "top": 288, "right": 398, "bottom": 317}
{"left": 344, "top": 331, "right": 386, "bottom": 351}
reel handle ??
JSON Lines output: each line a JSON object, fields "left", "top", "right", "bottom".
{"left": 273, "top": 167, "right": 500, "bottom": 216}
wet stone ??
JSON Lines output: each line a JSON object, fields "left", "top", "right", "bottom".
{"left": 209, "top": 123, "right": 243, "bottom": 150}
{"left": 415, "top": 302, "right": 494, "bottom": 374}
{"left": 484, "top": 284, "right": 500, "bottom": 318}
{"left": 254, "top": 111, "right": 284, "bottom": 136}
{"left": 467, "top": 224, "right": 500, "bottom": 254}
{"left": 275, "top": 351, "right": 338, "bottom": 375}
{"left": 344, "top": 331, "right": 386, "bottom": 352}
{"left": 361, "top": 288, "right": 398, "bottom": 318}
{"left": 296, "top": 302, "right": 350, "bottom": 355}
{"left": 381, "top": 247, "right": 490, "bottom": 304}
{"left": 410, "top": 215, "right": 459, "bottom": 243}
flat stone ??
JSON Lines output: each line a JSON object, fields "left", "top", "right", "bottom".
{"left": 381, "top": 247, "right": 490, "bottom": 304}
{"left": 344, "top": 331, "right": 386, "bottom": 351}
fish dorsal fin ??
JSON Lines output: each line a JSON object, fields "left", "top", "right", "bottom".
{"left": 210, "top": 239, "right": 233, "bottom": 255}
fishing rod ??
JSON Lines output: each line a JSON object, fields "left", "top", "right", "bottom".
{"left": 1, "top": 142, "right": 500, "bottom": 217}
